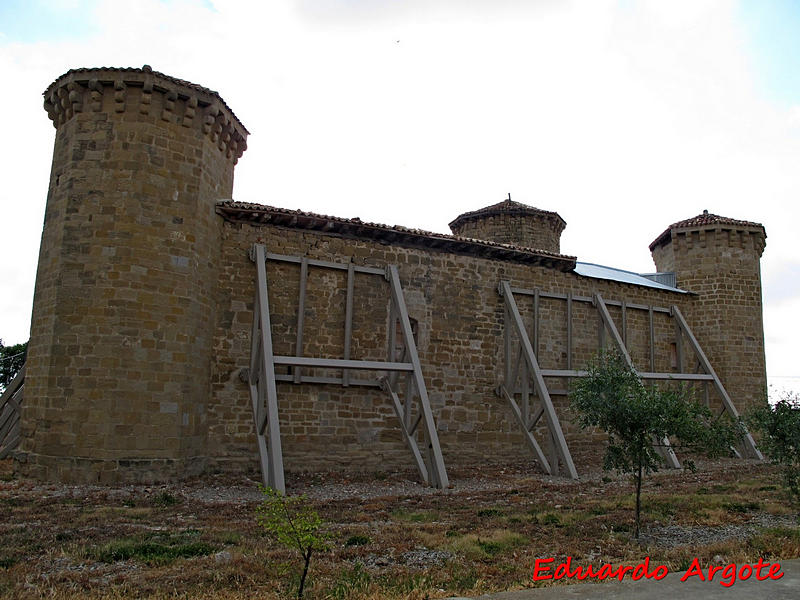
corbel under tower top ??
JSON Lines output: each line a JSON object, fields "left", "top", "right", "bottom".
{"left": 650, "top": 209, "right": 767, "bottom": 275}
{"left": 43, "top": 64, "right": 248, "bottom": 164}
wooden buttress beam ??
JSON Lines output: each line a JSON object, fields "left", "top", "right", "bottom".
{"left": 498, "top": 385, "right": 552, "bottom": 473}
{"left": 594, "top": 293, "right": 681, "bottom": 469}
{"left": 0, "top": 364, "right": 25, "bottom": 406}
{"left": 403, "top": 366, "right": 415, "bottom": 432}
{"left": 0, "top": 365, "right": 24, "bottom": 460}
{"left": 540, "top": 369, "right": 714, "bottom": 381}
{"left": 293, "top": 258, "right": 308, "bottom": 384}
{"left": 621, "top": 301, "right": 627, "bottom": 347}
{"left": 533, "top": 289, "right": 540, "bottom": 356}
{"left": 566, "top": 292, "right": 573, "bottom": 370}
{"left": 249, "top": 244, "right": 286, "bottom": 493}
{"left": 594, "top": 293, "right": 633, "bottom": 366}
{"left": 387, "top": 304, "right": 399, "bottom": 390}
{"left": 521, "top": 358, "right": 530, "bottom": 428}
{"left": 248, "top": 287, "right": 269, "bottom": 488}
{"left": 383, "top": 379, "right": 429, "bottom": 483}
{"left": 671, "top": 305, "right": 763, "bottom": 460}
{"left": 500, "top": 281, "right": 578, "bottom": 479}
{"left": 274, "top": 356, "right": 413, "bottom": 371}
{"left": 598, "top": 310, "right": 606, "bottom": 349}
{"left": 387, "top": 266, "right": 449, "bottom": 489}
{"left": 648, "top": 306, "right": 655, "bottom": 373}
{"left": 250, "top": 246, "right": 448, "bottom": 491}
{"left": 343, "top": 262, "right": 354, "bottom": 387}
{"left": 0, "top": 395, "right": 22, "bottom": 448}
{"left": 504, "top": 302, "right": 512, "bottom": 387}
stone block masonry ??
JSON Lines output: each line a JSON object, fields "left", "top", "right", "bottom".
{"left": 21, "top": 66, "right": 247, "bottom": 483}
{"left": 651, "top": 214, "right": 767, "bottom": 421}
{"left": 18, "top": 66, "right": 768, "bottom": 483}
{"left": 207, "top": 204, "right": 742, "bottom": 474}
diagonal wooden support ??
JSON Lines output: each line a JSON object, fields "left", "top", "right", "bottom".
{"left": 343, "top": 262, "right": 355, "bottom": 387}
{"left": 498, "top": 384, "right": 552, "bottom": 473}
{"left": 249, "top": 246, "right": 449, "bottom": 491}
{"left": 249, "top": 244, "right": 286, "bottom": 493}
{"left": 500, "top": 281, "right": 578, "bottom": 479}
{"left": 387, "top": 265, "right": 449, "bottom": 489}
{"left": 594, "top": 293, "right": 681, "bottom": 469}
{"left": 0, "top": 364, "right": 25, "bottom": 406}
{"left": 0, "top": 365, "right": 24, "bottom": 430}
{"left": 672, "top": 306, "right": 763, "bottom": 460}
{"left": 293, "top": 258, "right": 308, "bottom": 384}
{"left": 383, "top": 377, "right": 430, "bottom": 484}
{"left": 403, "top": 369, "right": 416, "bottom": 432}
{"left": 594, "top": 293, "right": 633, "bottom": 365}
{"left": 0, "top": 364, "right": 24, "bottom": 460}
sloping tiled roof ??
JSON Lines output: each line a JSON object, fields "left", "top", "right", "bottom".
{"left": 44, "top": 65, "right": 248, "bottom": 134}
{"left": 649, "top": 210, "right": 765, "bottom": 251}
{"left": 449, "top": 199, "right": 566, "bottom": 231}
{"left": 216, "top": 201, "right": 577, "bottom": 271}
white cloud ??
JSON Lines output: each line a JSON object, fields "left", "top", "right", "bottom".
{"left": 788, "top": 105, "right": 800, "bottom": 127}
{"left": 0, "top": 0, "right": 797, "bottom": 392}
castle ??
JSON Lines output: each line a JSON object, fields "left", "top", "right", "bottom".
{"left": 16, "top": 66, "right": 767, "bottom": 485}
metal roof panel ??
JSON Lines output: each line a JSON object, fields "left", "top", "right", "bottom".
{"left": 574, "top": 262, "right": 687, "bottom": 293}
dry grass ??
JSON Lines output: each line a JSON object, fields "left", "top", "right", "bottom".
{"left": 0, "top": 457, "right": 798, "bottom": 599}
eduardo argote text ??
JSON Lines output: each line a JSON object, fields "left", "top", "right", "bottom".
{"left": 533, "top": 556, "right": 784, "bottom": 587}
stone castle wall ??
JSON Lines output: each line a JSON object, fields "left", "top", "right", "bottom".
{"left": 18, "top": 66, "right": 768, "bottom": 483}
{"left": 207, "top": 219, "right": 694, "bottom": 473}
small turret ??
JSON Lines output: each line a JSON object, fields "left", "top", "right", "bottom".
{"left": 449, "top": 197, "right": 566, "bottom": 254}
{"left": 650, "top": 210, "right": 767, "bottom": 412}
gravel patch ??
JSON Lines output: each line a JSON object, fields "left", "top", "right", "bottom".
{"left": 401, "top": 548, "right": 453, "bottom": 568}
{"left": 641, "top": 514, "right": 799, "bottom": 548}
{"left": 359, "top": 547, "right": 452, "bottom": 569}
{"left": 35, "top": 556, "right": 141, "bottom": 585}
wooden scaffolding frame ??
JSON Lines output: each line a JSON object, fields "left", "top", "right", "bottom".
{"left": 0, "top": 364, "right": 24, "bottom": 460}
{"left": 497, "top": 282, "right": 761, "bottom": 479}
{"left": 248, "top": 244, "right": 449, "bottom": 494}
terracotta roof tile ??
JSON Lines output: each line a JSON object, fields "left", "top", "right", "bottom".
{"left": 649, "top": 210, "right": 765, "bottom": 250}
{"left": 216, "top": 201, "right": 577, "bottom": 271}
{"left": 449, "top": 199, "right": 566, "bottom": 231}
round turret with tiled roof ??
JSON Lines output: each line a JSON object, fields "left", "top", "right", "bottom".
{"left": 648, "top": 208, "right": 768, "bottom": 417}
{"left": 649, "top": 209, "right": 766, "bottom": 255}
{"left": 448, "top": 196, "right": 567, "bottom": 254}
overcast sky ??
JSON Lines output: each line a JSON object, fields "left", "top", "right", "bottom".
{"left": 1, "top": 0, "right": 798, "bottom": 397}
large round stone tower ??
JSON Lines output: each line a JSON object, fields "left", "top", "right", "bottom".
{"left": 650, "top": 210, "right": 767, "bottom": 412}
{"left": 448, "top": 197, "right": 566, "bottom": 253}
{"left": 21, "top": 66, "right": 248, "bottom": 483}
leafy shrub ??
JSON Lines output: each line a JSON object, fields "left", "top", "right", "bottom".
{"left": 344, "top": 534, "right": 370, "bottom": 547}
{"left": 256, "top": 486, "right": 328, "bottom": 599}
{"left": 749, "top": 394, "right": 800, "bottom": 505}
{"left": 571, "top": 350, "right": 741, "bottom": 538}
{"left": 152, "top": 491, "right": 178, "bottom": 507}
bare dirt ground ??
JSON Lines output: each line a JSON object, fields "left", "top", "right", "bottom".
{"left": 1, "top": 455, "right": 798, "bottom": 599}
